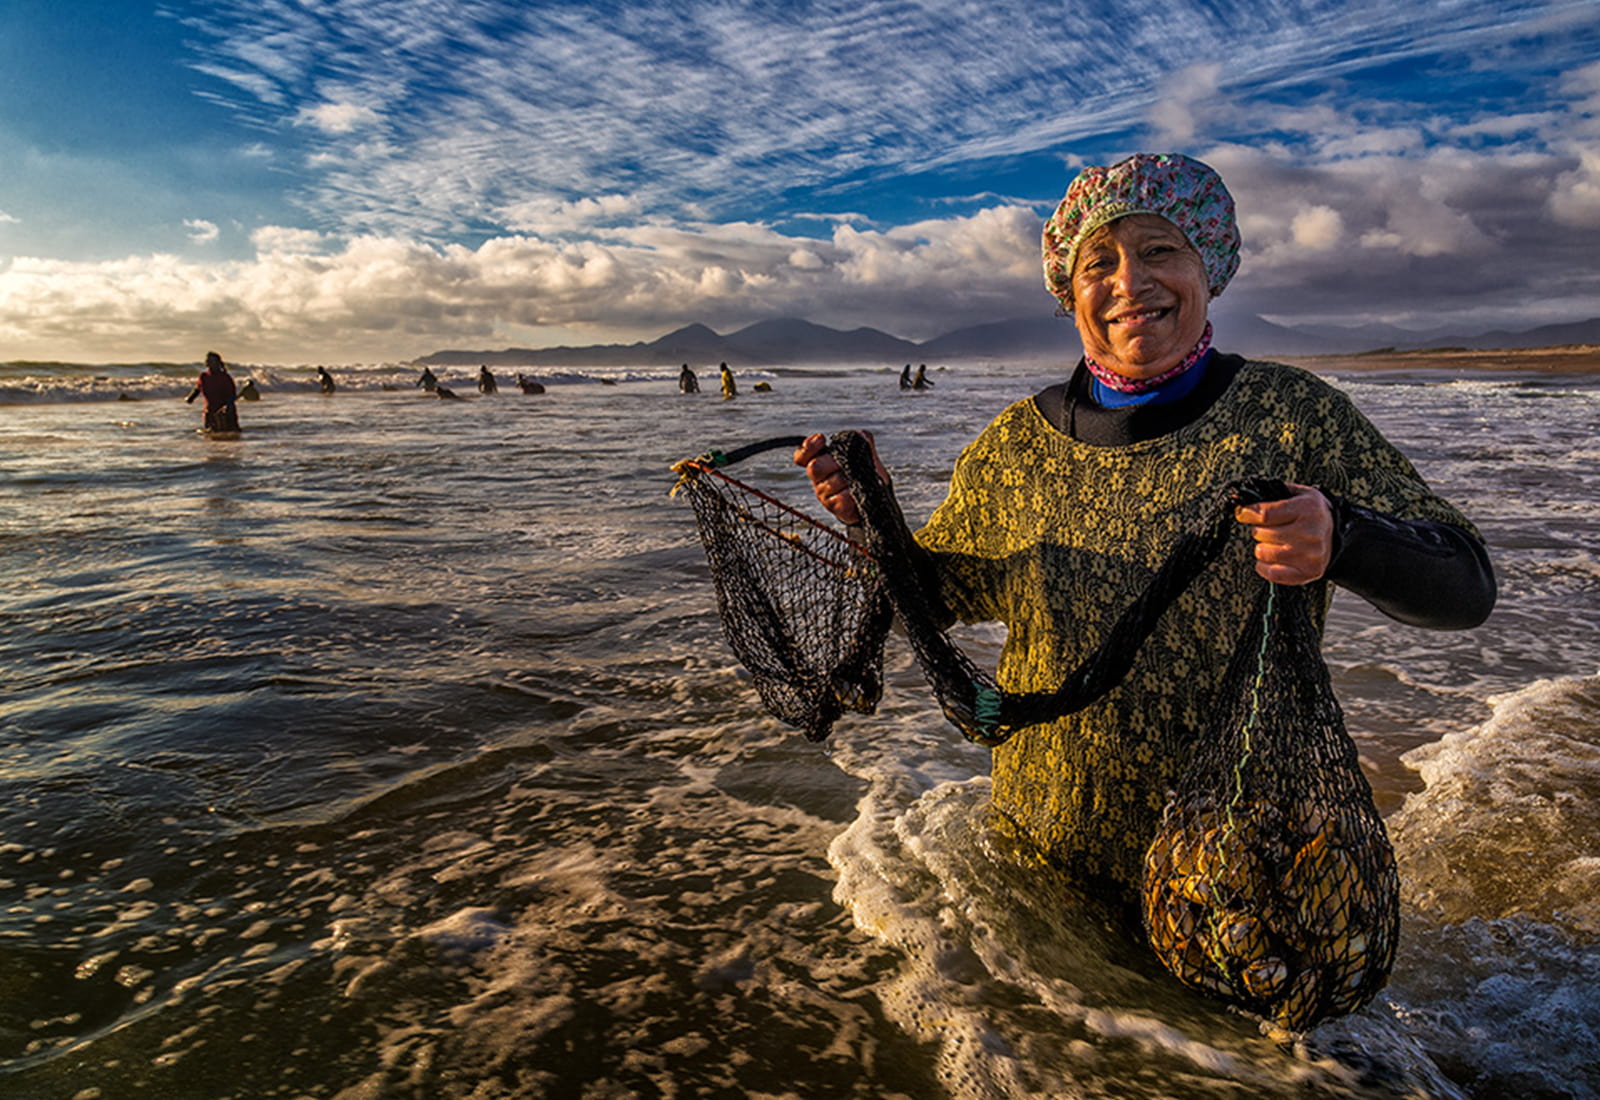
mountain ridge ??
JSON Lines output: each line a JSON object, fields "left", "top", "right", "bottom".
{"left": 412, "top": 313, "right": 1600, "bottom": 367}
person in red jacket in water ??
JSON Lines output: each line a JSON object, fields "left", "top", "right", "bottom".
{"left": 186, "top": 351, "right": 240, "bottom": 432}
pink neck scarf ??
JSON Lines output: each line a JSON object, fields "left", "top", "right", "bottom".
{"left": 1084, "top": 321, "right": 1213, "bottom": 395}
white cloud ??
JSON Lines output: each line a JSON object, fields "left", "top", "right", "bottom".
{"left": 697, "top": 265, "right": 738, "bottom": 295}
{"left": 183, "top": 0, "right": 1541, "bottom": 241}
{"left": 1199, "top": 135, "right": 1600, "bottom": 331}
{"left": 185, "top": 219, "right": 221, "bottom": 244}
{"left": 0, "top": 202, "right": 1052, "bottom": 362}
{"left": 163, "top": 0, "right": 1600, "bottom": 249}
{"left": 1316, "top": 127, "right": 1427, "bottom": 159}
{"left": 1449, "top": 112, "right": 1561, "bottom": 140}
{"left": 0, "top": 210, "right": 18, "bottom": 225}
{"left": 295, "top": 101, "right": 382, "bottom": 135}
{"left": 1148, "top": 64, "right": 1225, "bottom": 145}
{"left": 1290, "top": 206, "right": 1343, "bottom": 250}
{"left": 832, "top": 207, "right": 1039, "bottom": 292}
{"left": 251, "top": 226, "right": 329, "bottom": 255}
{"left": 1549, "top": 148, "right": 1600, "bottom": 227}
{"left": 1360, "top": 194, "right": 1490, "bottom": 257}
{"left": 188, "top": 61, "right": 286, "bottom": 108}
{"left": 500, "top": 194, "right": 646, "bottom": 234}
{"left": 1562, "top": 58, "right": 1600, "bottom": 106}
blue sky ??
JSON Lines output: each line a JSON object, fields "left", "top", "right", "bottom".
{"left": 1, "top": 0, "right": 1598, "bottom": 363}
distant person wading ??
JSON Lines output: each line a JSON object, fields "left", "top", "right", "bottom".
{"left": 186, "top": 351, "right": 240, "bottom": 432}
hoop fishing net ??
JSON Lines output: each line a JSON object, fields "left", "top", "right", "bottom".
{"left": 671, "top": 438, "right": 893, "bottom": 741}
{"left": 1141, "top": 582, "right": 1400, "bottom": 1038}
{"left": 673, "top": 431, "right": 1288, "bottom": 745}
{"left": 674, "top": 430, "right": 1400, "bottom": 1034}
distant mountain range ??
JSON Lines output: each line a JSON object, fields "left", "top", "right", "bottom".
{"left": 413, "top": 312, "right": 1600, "bottom": 368}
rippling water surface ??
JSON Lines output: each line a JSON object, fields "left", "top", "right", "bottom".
{"left": 2, "top": 360, "right": 1597, "bottom": 1098}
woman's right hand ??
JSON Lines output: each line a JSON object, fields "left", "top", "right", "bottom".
{"left": 794, "top": 432, "right": 887, "bottom": 525}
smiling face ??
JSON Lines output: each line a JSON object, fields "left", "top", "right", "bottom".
{"left": 1070, "top": 213, "right": 1211, "bottom": 381}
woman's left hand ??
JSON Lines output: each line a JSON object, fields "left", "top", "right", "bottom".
{"left": 1234, "top": 483, "right": 1334, "bottom": 585}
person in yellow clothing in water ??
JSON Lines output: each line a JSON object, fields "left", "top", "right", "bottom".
{"left": 719, "top": 362, "right": 737, "bottom": 400}
{"left": 795, "top": 153, "right": 1495, "bottom": 903}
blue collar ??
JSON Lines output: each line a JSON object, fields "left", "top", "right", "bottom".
{"left": 1090, "top": 349, "right": 1214, "bottom": 408}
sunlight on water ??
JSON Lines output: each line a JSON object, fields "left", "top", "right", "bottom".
{"left": 2, "top": 361, "right": 1598, "bottom": 1097}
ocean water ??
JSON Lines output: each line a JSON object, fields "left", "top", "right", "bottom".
{"left": 1, "top": 357, "right": 1597, "bottom": 1099}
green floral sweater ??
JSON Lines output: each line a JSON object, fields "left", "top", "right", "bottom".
{"left": 914, "top": 359, "right": 1472, "bottom": 894}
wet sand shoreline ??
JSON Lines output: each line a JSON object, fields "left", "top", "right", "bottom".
{"left": 1291, "top": 344, "right": 1600, "bottom": 374}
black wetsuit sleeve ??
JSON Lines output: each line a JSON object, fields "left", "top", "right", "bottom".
{"left": 1323, "top": 495, "right": 1496, "bottom": 629}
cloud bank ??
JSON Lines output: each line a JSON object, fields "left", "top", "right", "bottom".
{"left": 0, "top": 207, "right": 1043, "bottom": 362}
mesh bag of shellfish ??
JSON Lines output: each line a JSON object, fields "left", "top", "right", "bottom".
{"left": 1141, "top": 581, "right": 1400, "bottom": 1040}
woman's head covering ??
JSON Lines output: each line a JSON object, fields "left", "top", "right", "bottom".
{"left": 1042, "top": 153, "right": 1240, "bottom": 307}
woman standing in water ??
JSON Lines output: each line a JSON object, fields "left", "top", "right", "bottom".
{"left": 186, "top": 351, "right": 240, "bottom": 432}
{"left": 796, "top": 153, "right": 1496, "bottom": 899}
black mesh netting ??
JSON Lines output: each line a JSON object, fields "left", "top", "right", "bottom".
{"left": 675, "top": 431, "right": 1400, "bottom": 1035}
{"left": 1141, "top": 582, "right": 1400, "bottom": 1037}
{"left": 676, "top": 431, "right": 1292, "bottom": 745}
{"left": 668, "top": 428, "right": 1292, "bottom": 748}
{"left": 673, "top": 439, "right": 894, "bottom": 741}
